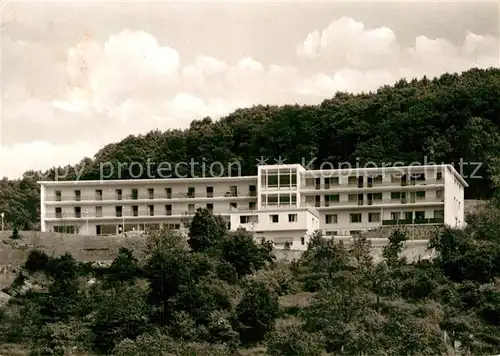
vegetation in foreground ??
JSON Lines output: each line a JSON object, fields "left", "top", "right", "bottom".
{"left": 2, "top": 68, "right": 500, "bottom": 230}
{"left": 3, "top": 202, "right": 500, "bottom": 355}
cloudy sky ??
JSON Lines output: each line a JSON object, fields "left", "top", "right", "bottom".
{"left": 1, "top": 0, "right": 499, "bottom": 179}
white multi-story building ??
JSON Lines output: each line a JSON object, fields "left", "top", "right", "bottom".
{"left": 38, "top": 163, "right": 467, "bottom": 250}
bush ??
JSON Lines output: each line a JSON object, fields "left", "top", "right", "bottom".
{"left": 112, "top": 329, "right": 233, "bottom": 356}
{"left": 266, "top": 324, "right": 324, "bottom": 356}
{"left": 24, "top": 250, "right": 50, "bottom": 273}
{"left": 249, "top": 263, "right": 299, "bottom": 296}
{"left": 11, "top": 225, "right": 19, "bottom": 239}
{"left": 236, "top": 281, "right": 280, "bottom": 345}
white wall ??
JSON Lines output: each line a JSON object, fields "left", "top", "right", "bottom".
{"left": 444, "top": 167, "right": 465, "bottom": 228}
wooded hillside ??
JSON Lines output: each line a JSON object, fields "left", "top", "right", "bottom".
{"left": 1, "top": 67, "right": 500, "bottom": 229}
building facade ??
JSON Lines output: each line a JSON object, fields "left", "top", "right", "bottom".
{"left": 39, "top": 163, "right": 467, "bottom": 250}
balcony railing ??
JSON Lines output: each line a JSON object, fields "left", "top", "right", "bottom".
{"left": 44, "top": 208, "right": 204, "bottom": 219}
{"left": 304, "top": 197, "right": 443, "bottom": 209}
{"left": 382, "top": 217, "right": 444, "bottom": 226}
{"left": 45, "top": 191, "right": 258, "bottom": 202}
{"left": 302, "top": 179, "right": 443, "bottom": 190}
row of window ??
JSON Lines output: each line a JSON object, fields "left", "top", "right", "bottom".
{"left": 53, "top": 201, "right": 258, "bottom": 218}
{"left": 309, "top": 189, "right": 442, "bottom": 207}
{"left": 53, "top": 185, "right": 257, "bottom": 201}
{"left": 304, "top": 172, "right": 442, "bottom": 189}
{"left": 324, "top": 209, "right": 444, "bottom": 224}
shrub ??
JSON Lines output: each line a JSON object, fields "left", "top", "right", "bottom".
{"left": 236, "top": 281, "right": 280, "bottom": 345}
{"left": 266, "top": 324, "right": 324, "bottom": 356}
{"left": 11, "top": 225, "right": 19, "bottom": 239}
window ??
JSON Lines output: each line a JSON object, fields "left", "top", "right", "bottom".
{"left": 115, "top": 206, "right": 123, "bottom": 217}
{"left": 391, "top": 174, "right": 400, "bottom": 183}
{"left": 96, "top": 206, "right": 102, "bottom": 217}
{"left": 301, "top": 237, "right": 305, "bottom": 245}
{"left": 436, "top": 172, "right": 442, "bottom": 180}
{"left": 325, "top": 194, "right": 339, "bottom": 206}
{"left": 95, "top": 190, "right": 102, "bottom": 201}
{"left": 188, "top": 204, "right": 195, "bottom": 213}
{"left": 368, "top": 213, "right": 380, "bottom": 222}
{"left": 55, "top": 191, "right": 62, "bottom": 201}
{"left": 240, "top": 215, "right": 258, "bottom": 224}
{"left": 249, "top": 185, "right": 257, "bottom": 196}
{"left": 165, "top": 204, "right": 172, "bottom": 216}
{"left": 230, "top": 186, "right": 238, "bottom": 197}
{"left": 416, "top": 191, "right": 426, "bottom": 199}
{"left": 131, "top": 189, "right": 138, "bottom": 200}
{"left": 132, "top": 205, "right": 138, "bottom": 217}
{"left": 207, "top": 203, "right": 213, "bottom": 211}
{"left": 187, "top": 187, "right": 195, "bottom": 198}
{"left": 288, "top": 214, "right": 297, "bottom": 222}
{"left": 325, "top": 231, "right": 338, "bottom": 236}
{"left": 55, "top": 207, "right": 62, "bottom": 218}
{"left": 350, "top": 213, "right": 362, "bottom": 223}
{"left": 116, "top": 189, "right": 122, "bottom": 200}
{"left": 230, "top": 202, "right": 237, "bottom": 210}
{"left": 374, "top": 175, "right": 383, "bottom": 184}
{"left": 148, "top": 188, "right": 154, "bottom": 199}
{"left": 206, "top": 186, "right": 214, "bottom": 198}
{"left": 404, "top": 211, "right": 413, "bottom": 220}
{"left": 436, "top": 189, "right": 443, "bottom": 200}
{"left": 249, "top": 202, "right": 256, "bottom": 210}
{"left": 373, "top": 193, "right": 383, "bottom": 201}
{"left": 348, "top": 176, "right": 357, "bottom": 185}
{"left": 416, "top": 173, "right": 426, "bottom": 181}
{"left": 325, "top": 214, "right": 338, "bottom": 224}
{"left": 434, "top": 210, "right": 444, "bottom": 219}
{"left": 74, "top": 190, "right": 81, "bottom": 201}
{"left": 270, "top": 214, "right": 279, "bottom": 223}
{"left": 391, "top": 212, "right": 401, "bottom": 220}
{"left": 348, "top": 194, "right": 357, "bottom": 202}
{"left": 391, "top": 192, "right": 401, "bottom": 200}
{"left": 165, "top": 188, "right": 172, "bottom": 199}
{"left": 350, "top": 230, "right": 362, "bottom": 236}
{"left": 148, "top": 205, "right": 154, "bottom": 216}
{"left": 415, "top": 211, "right": 425, "bottom": 220}
{"left": 314, "top": 178, "right": 320, "bottom": 189}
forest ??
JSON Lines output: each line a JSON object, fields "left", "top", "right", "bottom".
{"left": 1, "top": 67, "right": 500, "bottom": 230}
{"left": 3, "top": 201, "right": 500, "bottom": 355}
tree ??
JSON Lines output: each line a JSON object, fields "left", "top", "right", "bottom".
{"left": 187, "top": 208, "right": 228, "bottom": 253}
{"left": 105, "top": 247, "right": 143, "bottom": 285}
{"left": 91, "top": 285, "right": 151, "bottom": 354}
{"left": 383, "top": 228, "right": 408, "bottom": 267}
{"left": 219, "top": 228, "right": 274, "bottom": 278}
{"left": 11, "top": 224, "right": 19, "bottom": 239}
{"left": 266, "top": 324, "right": 324, "bottom": 356}
{"left": 236, "top": 280, "right": 280, "bottom": 345}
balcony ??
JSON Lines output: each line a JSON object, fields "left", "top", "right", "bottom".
{"left": 301, "top": 179, "right": 444, "bottom": 192}
{"left": 381, "top": 217, "right": 444, "bottom": 226}
{"left": 44, "top": 191, "right": 259, "bottom": 203}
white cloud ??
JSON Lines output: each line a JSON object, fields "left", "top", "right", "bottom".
{"left": 0, "top": 141, "right": 98, "bottom": 179}
{"left": 297, "top": 17, "right": 400, "bottom": 68}
{"left": 2, "top": 16, "right": 499, "bottom": 178}
{"left": 162, "top": 93, "right": 250, "bottom": 123}
{"left": 295, "top": 17, "right": 498, "bottom": 96}
{"left": 57, "top": 29, "right": 181, "bottom": 114}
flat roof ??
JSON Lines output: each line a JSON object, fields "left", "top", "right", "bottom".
{"left": 37, "top": 164, "right": 469, "bottom": 188}
{"left": 38, "top": 175, "right": 258, "bottom": 186}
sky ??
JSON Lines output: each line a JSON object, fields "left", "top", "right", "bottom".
{"left": 1, "top": 0, "right": 499, "bottom": 179}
